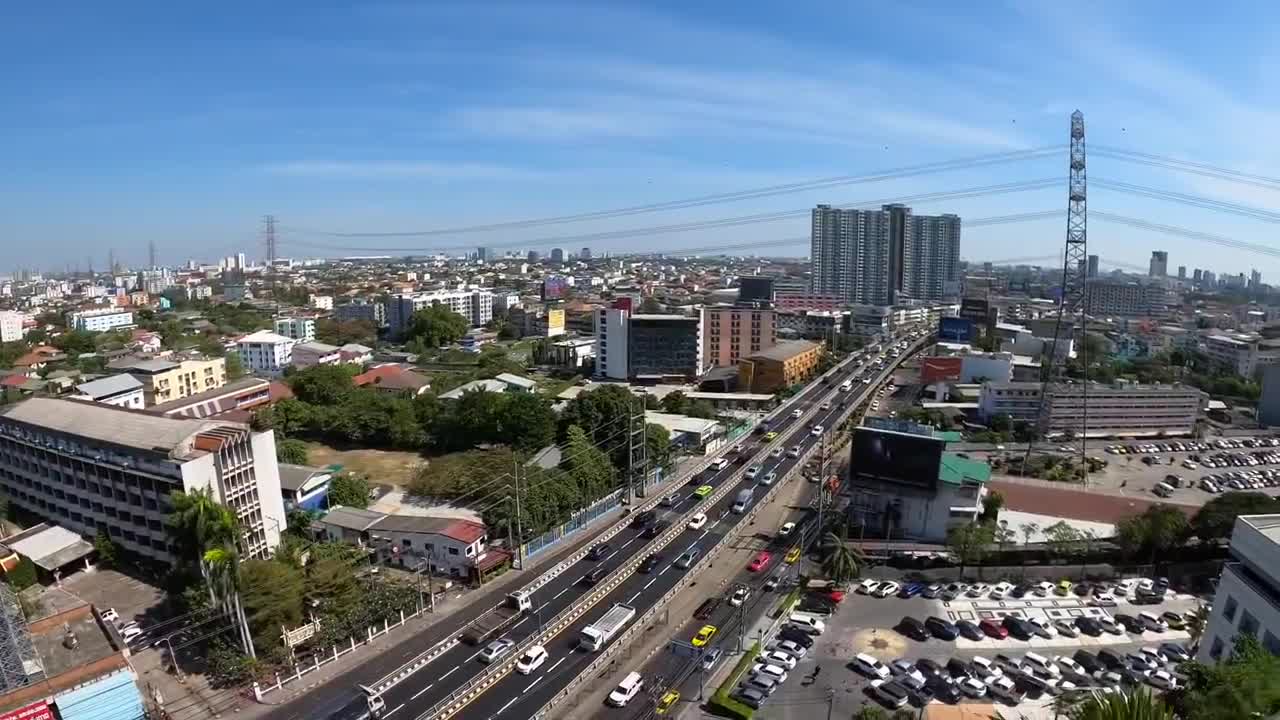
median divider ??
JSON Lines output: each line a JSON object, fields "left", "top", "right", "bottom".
{"left": 416, "top": 356, "right": 874, "bottom": 720}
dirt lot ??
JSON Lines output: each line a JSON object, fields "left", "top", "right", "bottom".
{"left": 303, "top": 442, "right": 426, "bottom": 486}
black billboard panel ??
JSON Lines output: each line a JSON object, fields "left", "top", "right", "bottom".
{"left": 849, "top": 427, "right": 944, "bottom": 490}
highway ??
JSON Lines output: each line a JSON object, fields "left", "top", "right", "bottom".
{"left": 451, "top": 339, "right": 924, "bottom": 720}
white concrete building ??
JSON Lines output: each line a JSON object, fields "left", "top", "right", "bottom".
{"left": 1198, "top": 514, "right": 1280, "bottom": 661}
{"left": 274, "top": 317, "right": 316, "bottom": 343}
{"left": 0, "top": 398, "right": 286, "bottom": 565}
{"left": 551, "top": 337, "right": 596, "bottom": 368}
{"left": 1203, "top": 333, "right": 1280, "bottom": 379}
{"left": 72, "top": 375, "right": 145, "bottom": 410}
{"left": 595, "top": 307, "right": 630, "bottom": 380}
{"left": 385, "top": 288, "right": 494, "bottom": 337}
{"left": 979, "top": 381, "right": 1203, "bottom": 437}
{"left": 0, "top": 310, "right": 24, "bottom": 343}
{"left": 309, "top": 295, "right": 334, "bottom": 311}
{"left": 67, "top": 308, "right": 134, "bottom": 332}
{"left": 237, "top": 330, "right": 294, "bottom": 376}
{"left": 291, "top": 341, "right": 342, "bottom": 369}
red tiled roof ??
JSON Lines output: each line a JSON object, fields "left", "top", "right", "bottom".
{"left": 354, "top": 365, "right": 429, "bottom": 390}
{"left": 1, "top": 375, "right": 29, "bottom": 388}
{"left": 269, "top": 381, "right": 294, "bottom": 402}
{"left": 443, "top": 519, "right": 487, "bottom": 544}
{"left": 353, "top": 365, "right": 402, "bottom": 386}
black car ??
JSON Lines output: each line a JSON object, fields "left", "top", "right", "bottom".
{"left": 1114, "top": 614, "right": 1145, "bottom": 633}
{"left": 1073, "top": 582, "right": 1093, "bottom": 597}
{"left": 1073, "top": 650, "right": 1104, "bottom": 675}
{"left": 694, "top": 597, "right": 721, "bottom": 621}
{"left": 587, "top": 543, "right": 611, "bottom": 560}
{"left": 641, "top": 520, "right": 669, "bottom": 539}
{"left": 578, "top": 566, "right": 607, "bottom": 585}
{"left": 1002, "top": 616, "right": 1033, "bottom": 640}
{"left": 638, "top": 553, "right": 663, "bottom": 573}
{"left": 630, "top": 510, "right": 656, "bottom": 529}
{"left": 915, "top": 657, "right": 945, "bottom": 679}
{"left": 1074, "top": 616, "right": 1104, "bottom": 637}
{"left": 955, "top": 620, "right": 983, "bottom": 641}
{"left": 926, "top": 616, "right": 959, "bottom": 641}
{"left": 798, "top": 598, "right": 836, "bottom": 615}
{"left": 945, "top": 658, "right": 973, "bottom": 679}
{"left": 993, "top": 654, "right": 1022, "bottom": 675}
{"left": 925, "top": 676, "right": 961, "bottom": 704}
{"left": 897, "top": 617, "right": 928, "bottom": 641}
{"left": 1097, "top": 648, "right": 1127, "bottom": 670}
{"left": 777, "top": 625, "right": 815, "bottom": 649}
{"left": 1009, "top": 583, "right": 1031, "bottom": 599}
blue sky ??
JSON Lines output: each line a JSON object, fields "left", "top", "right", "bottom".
{"left": 4, "top": 1, "right": 1280, "bottom": 278}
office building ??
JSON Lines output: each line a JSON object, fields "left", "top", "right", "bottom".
{"left": 0, "top": 311, "right": 23, "bottom": 343}
{"left": 580, "top": 247, "right": 592, "bottom": 261}
{"left": 527, "top": 250, "right": 540, "bottom": 263}
{"left": 122, "top": 357, "right": 228, "bottom": 407}
{"left": 737, "top": 340, "right": 822, "bottom": 394}
{"left": 594, "top": 306, "right": 630, "bottom": 380}
{"left": 1148, "top": 250, "right": 1168, "bottom": 278}
{"left": 1251, "top": 269, "right": 1263, "bottom": 290}
{"left": 1194, "top": 269, "right": 1203, "bottom": 283}
{"left": 550, "top": 248, "right": 565, "bottom": 264}
{"left": 628, "top": 314, "right": 704, "bottom": 381}
{"left": 1085, "top": 280, "right": 1169, "bottom": 318}
{"left": 148, "top": 376, "right": 273, "bottom": 420}
{"left": 703, "top": 306, "right": 776, "bottom": 368}
{"left": 274, "top": 317, "right": 316, "bottom": 343}
{"left": 72, "top": 375, "right": 145, "bottom": 410}
{"left": 66, "top": 308, "right": 133, "bottom": 333}
{"left": 236, "top": 330, "right": 295, "bottom": 376}
{"left": 1086, "top": 254, "right": 1100, "bottom": 278}
{"left": 978, "top": 381, "right": 1202, "bottom": 437}
{"left": 1198, "top": 514, "right": 1280, "bottom": 661}
{"left": 1177, "top": 266, "right": 1187, "bottom": 280}
{"left": 809, "top": 203, "right": 960, "bottom": 306}
{"left": 1204, "top": 333, "right": 1280, "bottom": 379}
{"left": 0, "top": 398, "right": 286, "bottom": 566}
{"left": 848, "top": 304, "right": 893, "bottom": 339}
{"left": 476, "top": 247, "right": 491, "bottom": 262}
{"left": 385, "top": 289, "right": 494, "bottom": 338}
{"left": 334, "top": 299, "right": 386, "bottom": 327}
{"left": 309, "top": 295, "right": 334, "bottom": 311}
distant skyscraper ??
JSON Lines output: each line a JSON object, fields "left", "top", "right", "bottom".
{"left": 477, "top": 247, "right": 491, "bottom": 262}
{"left": 527, "top": 250, "right": 540, "bottom": 262}
{"left": 1177, "top": 265, "right": 1186, "bottom": 279}
{"left": 1086, "top": 254, "right": 1099, "bottom": 278}
{"left": 1193, "top": 268, "right": 1203, "bottom": 283}
{"left": 1148, "top": 250, "right": 1168, "bottom": 278}
{"left": 1203, "top": 270, "right": 1217, "bottom": 287}
{"left": 550, "top": 248, "right": 565, "bottom": 264}
{"left": 1251, "top": 269, "right": 1262, "bottom": 290}
{"left": 809, "top": 204, "right": 960, "bottom": 305}
{"left": 580, "top": 247, "right": 592, "bottom": 261}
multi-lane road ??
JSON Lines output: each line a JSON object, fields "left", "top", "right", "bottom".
{"left": 295, "top": 334, "right": 923, "bottom": 720}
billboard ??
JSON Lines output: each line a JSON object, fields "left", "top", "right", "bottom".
{"left": 959, "top": 297, "right": 991, "bottom": 324}
{"left": 937, "top": 317, "right": 974, "bottom": 343}
{"left": 920, "top": 356, "right": 963, "bottom": 383}
{"left": 542, "top": 275, "right": 567, "bottom": 301}
{"left": 864, "top": 417, "right": 936, "bottom": 437}
{"left": 546, "top": 308, "right": 565, "bottom": 336}
{"left": 849, "top": 427, "right": 944, "bottom": 491}
{"left": 738, "top": 276, "right": 776, "bottom": 303}
{"left": 0, "top": 701, "right": 52, "bottom": 720}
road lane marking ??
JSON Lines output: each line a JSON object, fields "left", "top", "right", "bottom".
{"left": 495, "top": 697, "right": 518, "bottom": 716}
{"left": 659, "top": 564, "right": 671, "bottom": 576}
{"left": 411, "top": 683, "right": 436, "bottom": 700}
{"left": 386, "top": 703, "right": 404, "bottom": 717}
{"left": 628, "top": 590, "right": 642, "bottom": 603}
{"left": 512, "top": 617, "right": 528, "bottom": 629}
{"left": 537, "top": 602, "right": 549, "bottom": 614}
{"left": 465, "top": 649, "right": 483, "bottom": 662}
{"left": 440, "top": 665, "right": 460, "bottom": 680}
{"left": 547, "top": 656, "right": 566, "bottom": 673}
{"left": 553, "top": 587, "right": 569, "bottom": 600}
{"left": 644, "top": 578, "right": 656, "bottom": 590}
{"left": 621, "top": 537, "right": 636, "bottom": 549}
{"left": 604, "top": 550, "right": 619, "bottom": 562}
{"left": 523, "top": 677, "right": 541, "bottom": 693}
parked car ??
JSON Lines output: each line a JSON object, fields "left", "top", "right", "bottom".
{"left": 854, "top": 653, "right": 891, "bottom": 679}
{"left": 956, "top": 620, "right": 984, "bottom": 641}
{"left": 979, "top": 619, "right": 1008, "bottom": 639}
{"left": 897, "top": 617, "right": 928, "bottom": 641}
{"left": 926, "top": 616, "right": 959, "bottom": 641}
{"left": 1114, "top": 614, "right": 1146, "bottom": 634}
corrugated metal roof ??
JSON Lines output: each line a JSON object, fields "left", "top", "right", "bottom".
{"left": 1, "top": 397, "right": 228, "bottom": 454}
{"left": 74, "top": 374, "right": 142, "bottom": 399}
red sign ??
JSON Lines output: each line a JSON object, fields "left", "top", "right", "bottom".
{"left": 0, "top": 700, "right": 53, "bottom": 720}
{"left": 920, "top": 356, "right": 962, "bottom": 383}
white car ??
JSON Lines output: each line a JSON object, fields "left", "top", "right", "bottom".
{"left": 687, "top": 513, "right": 708, "bottom": 530}
{"left": 966, "top": 583, "right": 991, "bottom": 598}
{"left": 989, "top": 582, "right": 1014, "bottom": 600}
{"left": 958, "top": 677, "right": 988, "bottom": 698}
{"left": 791, "top": 409, "right": 803, "bottom": 418}
{"left": 986, "top": 675, "right": 1021, "bottom": 704}
{"left": 810, "top": 425, "right": 824, "bottom": 436}
{"left": 774, "top": 639, "right": 808, "bottom": 660}
{"left": 1146, "top": 670, "right": 1178, "bottom": 690}
{"left": 890, "top": 660, "right": 925, "bottom": 686}
{"left": 761, "top": 650, "right": 798, "bottom": 671}
{"left": 100, "top": 608, "right": 120, "bottom": 624}
{"left": 479, "top": 638, "right": 515, "bottom": 663}
{"left": 971, "top": 656, "right": 1002, "bottom": 679}
{"left": 853, "top": 653, "right": 891, "bottom": 679}
{"left": 857, "top": 579, "right": 882, "bottom": 595}
{"left": 874, "top": 581, "right": 900, "bottom": 598}
{"left": 1034, "top": 581, "right": 1055, "bottom": 597}
{"left": 1027, "top": 616, "right": 1058, "bottom": 638}
{"left": 729, "top": 586, "right": 752, "bottom": 607}
{"left": 121, "top": 626, "right": 144, "bottom": 644}
{"left": 750, "top": 663, "right": 789, "bottom": 684}
{"left": 516, "top": 645, "right": 548, "bottom": 674}
{"left": 787, "top": 445, "right": 802, "bottom": 458}
{"left": 1054, "top": 656, "right": 1085, "bottom": 676}
{"left": 770, "top": 447, "right": 784, "bottom": 459}
{"left": 778, "top": 522, "right": 796, "bottom": 538}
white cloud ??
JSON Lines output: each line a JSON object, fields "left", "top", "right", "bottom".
{"left": 261, "top": 161, "right": 544, "bottom": 180}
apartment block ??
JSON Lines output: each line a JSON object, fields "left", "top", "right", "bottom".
{"left": 72, "top": 375, "right": 145, "bottom": 410}
{"left": 236, "top": 330, "right": 294, "bottom": 376}
{"left": 66, "top": 308, "right": 134, "bottom": 333}
{"left": 594, "top": 307, "right": 629, "bottom": 380}
{"left": 1198, "top": 514, "right": 1280, "bottom": 662}
{"left": 628, "top": 314, "right": 704, "bottom": 381}
{"left": 273, "top": 317, "right": 316, "bottom": 343}
{"left": 124, "top": 357, "right": 227, "bottom": 406}
{"left": 334, "top": 300, "right": 386, "bottom": 327}
{"left": 738, "top": 340, "right": 822, "bottom": 394}
{"left": 0, "top": 398, "right": 286, "bottom": 566}
{"left": 1203, "top": 333, "right": 1280, "bottom": 379}
{"left": 385, "top": 289, "right": 494, "bottom": 337}
{"left": 0, "top": 311, "right": 23, "bottom": 343}
{"left": 1084, "top": 280, "right": 1170, "bottom": 318}
{"left": 702, "top": 306, "right": 776, "bottom": 368}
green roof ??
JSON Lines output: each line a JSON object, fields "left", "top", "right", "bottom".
{"left": 938, "top": 453, "right": 991, "bottom": 486}
{"left": 933, "top": 431, "right": 964, "bottom": 443}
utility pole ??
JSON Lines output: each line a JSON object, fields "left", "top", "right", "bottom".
{"left": 628, "top": 396, "right": 647, "bottom": 501}
{"left": 148, "top": 240, "right": 157, "bottom": 270}
{"left": 263, "top": 214, "right": 278, "bottom": 312}
{"left": 735, "top": 599, "right": 746, "bottom": 653}
{"left": 512, "top": 465, "right": 524, "bottom": 570}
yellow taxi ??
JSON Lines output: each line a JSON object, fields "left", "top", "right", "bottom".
{"left": 691, "top": 625, "right": 717, "bottom": 647}
{"left": 656, "top": 690, "right": 680, "bottom": 715}
{"left": 764, "top": 431, "right": 779, "bottom": 441}
{"left": 784, "top": 546, "right": 802, "bottom": 564}
{"left": 694, "top": 485, "right": 714, "bottom": 499}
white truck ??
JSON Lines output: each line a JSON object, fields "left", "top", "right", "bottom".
{"left": 579, "top": 603, "right": 637, "bottom": 651}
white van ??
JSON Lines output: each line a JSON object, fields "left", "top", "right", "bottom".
{"left": 709, "top": 458, "right": 729, "bottom": 472}
{"left": 787, "top": 614, "right": 826, "bottom": 635}
{"left": 1153, "top": 482, "right": 1175, "bottom": 498}
{"left": 607, "top": 672, "right": 644, "bottom": 707}
{"left": 1022, "top": 651, "right": 1059, "bottom": 677}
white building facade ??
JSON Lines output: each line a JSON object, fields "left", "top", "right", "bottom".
{"left": 68, "top": 308, "right": 134, "bottom": 332}
{"left": 594, "top": 307, "right": 630, "bottom": 380}
{"left": 385, "top": 289, "right": 494, "bottom": 337}
{"left": 0, "top": 310, "right": 24, "bottom": 343}
{"left": 1198, "top": 514, "right": 1280, "bottom": 662}
{"left": 274, "top": 317, "right": 316, "bottom": 343}
{"left": 237, "top": 330, "right": 295, "bottom": 376}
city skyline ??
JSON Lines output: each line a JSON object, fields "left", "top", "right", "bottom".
{"left": 6, "top": 4, "right": 1280, "bottom": 275}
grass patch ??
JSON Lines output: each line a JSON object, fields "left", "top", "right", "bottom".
{"left": 303, "top": 443, "right": 426, "bottom": 487}
{"left": 708, "top": 641, "right": 760, "bottom": 720}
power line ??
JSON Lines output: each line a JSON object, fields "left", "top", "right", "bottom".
{"left": 1095, "top": 178, "right": 1280, "bottom": 224}
{"left": 278, "top": 146, "right": 1062, "bottom": 238}
{"left": 1094, "top": 145, "right": 1280, "bottom": 192}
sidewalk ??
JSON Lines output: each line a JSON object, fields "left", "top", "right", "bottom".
{"left": 176, "top": 455, "right": 706, "bottom": 720}
{"left": 561, "top": 474, "right": 814, "bottom": 720}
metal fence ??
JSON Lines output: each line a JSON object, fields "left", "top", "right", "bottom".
{"left": 524, "top": 487, "right": 626, "bottom": 559}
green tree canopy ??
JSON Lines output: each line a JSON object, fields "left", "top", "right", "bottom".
{"left": 406, "top": 305, "right": 469, "bottom": 347}
{"left": 238, "top": 558, "right": 305, "bottom": 650}
{"left": 1191, "top": 491, "right": 1280, "bottom": 542}
{"left": 288, "top": 364, "right": 359, "bottom": 406}
{"left": 499, "top": 393, "right": 557, "bottom": 451}
{"left": 558, "top": 384, "right": 639, "bottom": 469}
{"left": 167, "top": 488, "right": 239, "bottom": 563}
{"left": 275, "top": 439, "right": 310, "bottom": 465}
{"left": 1175, "top": 634, "right": 1280, "bottom": 720}
{"left": 645, "top": 423, "right": 672, "bottom": 471}
{"left": 327, "top": 473, "right": 371, "bottom": 509}
{"left": 316, "top": 318, "right": 377, "bottom": 347}
{"left": 52, "top": 330, "right": 96, "bottom": 357}
{"left": 1115, "top": 504, "right": 1189, "bottom": 562}
{"left": 1067, "top": 686, "right": 1173, "bottom": 719}
{"left": 946, "top": 521, "right": 994, "bottom": 577}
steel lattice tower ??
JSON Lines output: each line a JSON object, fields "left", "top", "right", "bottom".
{"left": 1061, "top": 110, "right": 1088, "bottom": 315}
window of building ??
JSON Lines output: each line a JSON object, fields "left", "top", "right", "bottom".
{"left": 448, "top": 547, "right": 459, "bottom": 556}
{"left": 1223, "top": 595, "right": 1238, "bottom": 622}
{"left": 402, "top": 539, "right": 412, "bottom": 548}
{"left": 1210, "top": 636, "right": 1225, "bottom": 659}
{"left": 1239, "top": 610, "right": 1260, "bottom": 637}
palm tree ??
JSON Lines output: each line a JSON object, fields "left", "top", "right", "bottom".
{"left": 204, "top": 546, "right": 255, "bottom": 659}
{"left": 820, "top": 531, "right": 863, "bottom": 583}
{"left": 1019, "top": 521, "right": 1040, "bottom": 580}
{"left": 1184, "top": 604, "right": 1209, "bottom": 651}
{"left": 168, "top": 488, "right": 238, "bottom": 559}
{"left": 1066, "top": 687, "right": 1174, "bottom": 719}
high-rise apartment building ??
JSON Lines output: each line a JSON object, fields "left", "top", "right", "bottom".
{"left": 67, "top": 308, "right": 134, "bottom": 333}
{"left": 1086, "top": 255, "right": 1099, "bottom": 278}
{"left": 0, "top": 398, "right": 286, "bottom": 566}
{"left": 1177, "top": 266, "right": 1187, "bottom": 280}
{"left": 1194, "top": 268, "right": 1203, "bottom": 283}
{"left": 580, "top": 247, "right": 592, "bottom": 261}
{"left": 476, "top": 247, "right": 491, "bottom": 262}
{"left": 1085, "top": 281, "right": 1170, "bottom": 318}
{"left": 594, "top": 306, "right": 629, "bottom": 380}
{"left": 0, "top": 311, "right": 23, "bottom": 343}
{"left": 702, "top": 306, "right": 776, "bottom": 368}
{"left": 809, "top": 204, "right": 960, "bottom": 306}
{"left": 385, "top": 289, "right": 494, "bottom": 338}
{"left": 1148, "top": 250, "right": 1168, "bottom": 278}
{"left": 1251, "top": 269, "right": 1263, "bottom": 290}
{"left": 550, "top": 248, "right": 565, "bottom": 264}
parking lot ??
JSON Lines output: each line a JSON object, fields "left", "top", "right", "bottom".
{"left": 744, "top": 576, "right": 1201, "bottom": 719}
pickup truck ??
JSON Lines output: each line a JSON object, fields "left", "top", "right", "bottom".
{"left": 462, "top": 590, "right": 533, "bottom": 645}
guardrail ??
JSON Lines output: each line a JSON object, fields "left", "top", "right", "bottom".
{"left": 414, "top": 353, "right": 871, "bottom": 720}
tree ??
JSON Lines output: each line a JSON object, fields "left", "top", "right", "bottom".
{"left": 316, "top": 318, "right": 377, "bottom": 347}
{"left": 52, "top": 330, "right": 96, "bottom": 357}
{"left": 406, "top": 305, "right": 469, "bottom": 348}
{"left": 558, "top": 384, "right": 639, "bottom": 469}
{"left": 168, "top": 488, "right": 238, "bottom": 565}
{"left": 276, "top": 439, "right": 310, "bottom": 465}
{"left": 852, "top": 707, "right": 887, "bottom": 720}
{"left": 989, "top": 413, "right": 1013, "bottom": 433}
{"left": 225, "top": 353, "right": 245, "bottom": 380}
{"left": 638, "top": 297, "right": 662, "bottom": 313}
{"left": 238, "top": 558, "right": 305, "bottom": 650}
{"left": 1115, "top": 505, "right": 1189, "bottom": 567}
{"left": 1066, "top": 687, "right": 1172, "bottom": 719}
{"left": 645, "top": 424, "right": 672, "bottom": 472}
{"left": 560, "top": 425, "right": 616, "bottom": 502}
{"left": 820, "top": 530, "right": 863, "bottom": 582}
{"left": 1191, "top": 491, "right": 1280, "bottom": 542}
{"left": 499, "top": 393, "right": 557, "bottom": 451}
{"left": 946, "top": 522, "right": 994, "bottom": 578}
{"left": 980, "top": 490, "right": 1004, "bottom": 524}
{"left": 327, "top": 473, "right": 371, "bottom": 509}
{"left": 1184, "top": 604, "right": 1209, "bottom": 651}
{"left": 1176, "top": 634, "right": 1280, "bottom": 720}
{"left": 94, "top": 529, "right": 119, "bottom": 568}
{"left": 1043, "top": 521, "right": 1084, "bottom": 565}
{"left": 1018, "top": 522, "right": 1040, "bottom": 579}
{"left": 289, "top": 364, "right": 358, "bottom": 406}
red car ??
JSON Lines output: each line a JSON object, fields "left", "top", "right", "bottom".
{"left": 979, "top": 618, "right": 1008, "bottom": 639}
{"left": 747, "top": 551, "right": 772, "bottom": 572}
